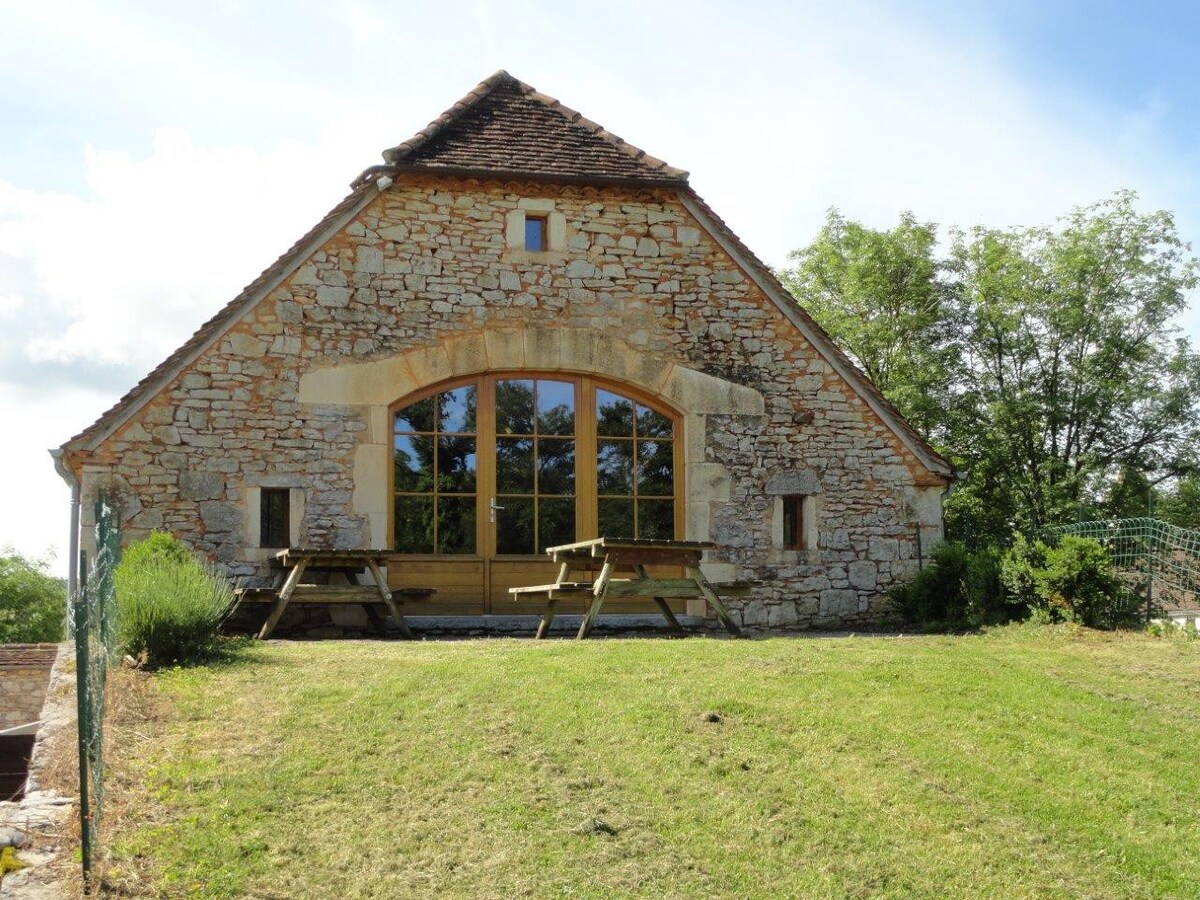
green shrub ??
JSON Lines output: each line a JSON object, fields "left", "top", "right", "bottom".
{"left": 0, "top": 548, "right": 65, "bottom": 643}
{"left": 114, "top": 533, "right": 236, "bottom": 667}
{"left": 999, "top": 535, "right": 1047, "bottom": 613}
{"left": 889, "top": 542, "right": 1011, "bottom": 626}
{"left": 1001, "top": 535, "right": 1138, "bottom": 629}
{"left": 1039, "top": 536, "right": 1139, "bottom": 629}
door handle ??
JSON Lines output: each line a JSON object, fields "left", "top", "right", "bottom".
{"left": 489, "top": 498, "right": 505, "bottom": 523}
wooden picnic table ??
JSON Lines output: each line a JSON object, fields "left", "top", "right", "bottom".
{"left": 251, "top": 549, "right": 421, "bottom": 640}
{"left": 509, "top": 538, "right": 747, "bottom": 639}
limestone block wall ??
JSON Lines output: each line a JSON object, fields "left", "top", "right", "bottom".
{"left": 0, "top": 646, "right": 57, "bottom": 730}
{"left": 72, "top": 176, "right": 948, "bottom": 629}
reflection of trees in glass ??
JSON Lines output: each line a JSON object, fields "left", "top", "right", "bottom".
{"left": 498, "top": 498, "right": 535, "bottom": 554}
{"left": 497, "top": 380, "right": 534, "bottom": 434}
{"left": 538, "top": 439, "right": 575, "bottom": 495}
{"left": 496, "top": 379, "right": 577, "bottom": 554}
{"left": 394, "top": 386, "right": 478, "bottom": 554}
{"left": 437, "top": 497, "right": 475, "bottom": 554}
{"left": 597, "top": 390, "right": 635, "bottom": 436}
{"left": 496, "top": 438, "right": 534, "bottom": 493}
{"left": 595, "top": 390, "right": 676, "bottom": 539}
{"left": 637, "top": 440, "right": 673, "bottom": 496}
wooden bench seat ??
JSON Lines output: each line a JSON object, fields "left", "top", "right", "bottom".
{"left": 236, "top": 586, "right": 436, "bottom": 604}
{"left": 507, "top": 580, "right": 755, "bottom": 600}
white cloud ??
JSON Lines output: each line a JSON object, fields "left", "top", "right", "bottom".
{"left": 1, "top": 122, "right": 377, "bottom": 373}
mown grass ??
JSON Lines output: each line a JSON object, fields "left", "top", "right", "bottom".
{"left": 101, "top": 626, "right": 1200, "bottom": 898}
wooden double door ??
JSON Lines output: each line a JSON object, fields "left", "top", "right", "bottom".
{"left": 386, "top": 372, "right": 684, "bottom": 615}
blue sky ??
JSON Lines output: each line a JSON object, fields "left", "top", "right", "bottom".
{"left": 2, "top": 0, "right": 1198, "bottom": 571}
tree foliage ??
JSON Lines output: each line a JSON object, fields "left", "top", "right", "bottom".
{"left": 785, "top": 192, "right": 1200, "bottom": 546}
{"left": 0, "top": 548, "right": 65, "bottom": 643}
{"left": 780, "top": 210, "right": 954, "bottom": 437}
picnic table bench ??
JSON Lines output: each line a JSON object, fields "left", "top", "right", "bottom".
{"left": 237, "top": 549, "right": 434, "bottom": 639}
{"left": 510, "top": 538, "right": 750, "bottom": 639}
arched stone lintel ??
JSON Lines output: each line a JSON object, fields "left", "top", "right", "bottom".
{"left": 297, "top": 326, "right": 765, "bottom": 416}
{"left": 305, "top": 326, "right": 763, "bottom": 548}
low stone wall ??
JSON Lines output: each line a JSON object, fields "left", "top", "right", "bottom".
{"left": 0, "top": 645, "right": 58, "bottom": 731}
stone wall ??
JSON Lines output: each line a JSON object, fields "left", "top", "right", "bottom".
{"left": 73, "top": 177, "right": 947, "bottom": 629}
{"left": 0, "top": 645, "right": 57, "bottom": 731}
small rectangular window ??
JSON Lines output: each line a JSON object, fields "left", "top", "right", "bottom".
{"left": 782, "top": 496, "right": 805, "bottom": 550}
{"left": 261, "top": 488, "right": 290, "bottom": 548}
{"left": 524, "top": 215, "right": 547, "bottom": 252}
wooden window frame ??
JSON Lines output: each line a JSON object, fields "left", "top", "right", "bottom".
{"left": 388, "top": 372, "right": 684, "bottom": 559}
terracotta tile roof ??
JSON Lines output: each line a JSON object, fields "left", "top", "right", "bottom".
{"left": 366, "top": 70, "right": 688, "bottom": 185}
{"left": 0, "top": 644, "right": 58, "bottom": 667}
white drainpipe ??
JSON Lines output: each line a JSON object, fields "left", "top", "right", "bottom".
{"left": 49, "top": 448, "right": 81, "bottom": 606}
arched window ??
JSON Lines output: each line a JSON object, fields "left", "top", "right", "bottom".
{"left": 390, "top": 374, "right": 680, "bottom": 557}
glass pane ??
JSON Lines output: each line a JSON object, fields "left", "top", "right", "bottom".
{"left": 639, "top": 500, "right": 675, "bottom": 540}
{"left": 394, "top": 434, "right": 434, "bottom": 492}
{"left": 637, "top": 440, "right": 674, "bottom": 496}
{"left": 439, "top": 385, "right": 477, "bottom": 434}
{"left": 597, "top": 439, "right": 634, "bottom": 495}
{"left": 497, "top": 498, "right": 535, "bottom": 555}
{"left": 637, "top": 404, "right": 673, "bottom": 438}
{"left": 496, "top": 437, "right": 534, "bottom": 493}
{"left": 525, "top": 217, "right": 546, "bottom": 252}
{"left": 596, "top": 389, "right": 635, "bottom": 436}
{"left": 437, "top": 436, "right": 476, "bottom": 493}
{"left": 437, "top": 496, "right": 476, "bottom": 554}
{"left": 394, "top": 496, "right": 434, "bottom": 553}
{"left": 538, "top": 438, "right": 575, "bottom": 495}
{"left": 539, "top": 498, "right": 575, "bottom": 551}
{"left": 537, "top": 380, "right": 575, "bottom": 436}
{"left": 394, "top": 396, "right": 436, "bottom": 433}
{"left": 497, "top": 379, "right": 535, "bottom": 435}
{"left": 598, "top": 498, "right": 635, "bottom": 539}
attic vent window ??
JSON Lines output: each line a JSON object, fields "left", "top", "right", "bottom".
{"left": 524, "top": 215, "right": 547, "bottom": 252}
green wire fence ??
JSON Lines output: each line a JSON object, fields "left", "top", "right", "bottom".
{"left": 1047, "top": 518, "right": 1200, "bottom": 618}
{"left": 72, "top": 490, "right": 120, "bottom": 892}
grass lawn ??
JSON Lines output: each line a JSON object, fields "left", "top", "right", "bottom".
{"left": 101, "top": 626, "right": 1200, "bottom": 899}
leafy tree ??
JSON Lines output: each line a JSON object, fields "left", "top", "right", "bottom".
{"left": 780, "top": 210, "right": 955, "bottom": 436}
{"left": 949, "top": 192, "right": 1200, "bottom": 537}
{"left": 784, "top": 192, "right": 1200, "bottom": 546}
{"left": 1157, "top": 473, "right": 1200, "bottom": 529}
{"left": 0, "top": 548, "right": 65, "bottom": 643}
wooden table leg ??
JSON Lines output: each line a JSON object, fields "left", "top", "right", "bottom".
{"left": 258, "top": 559, "right": 308, "bottom": 639}
{"left": 368, "top": 560, "right": 412, "bottom": 639}
{"left": 686, "top": 565, "right": 743, "bottom": 636}
{"left": 535, "top": 598, "right": 559, "bottom": 639}
{"left": 636, "top": 565, "right": 685, "bottom": 633}
{"left": 577, "top": 561, "right": 614, "bottom": 640}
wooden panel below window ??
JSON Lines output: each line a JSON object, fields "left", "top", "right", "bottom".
{"left": 388, "top": 558, "right": 486, "bottom": 615}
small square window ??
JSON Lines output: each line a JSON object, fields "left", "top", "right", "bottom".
{"left": 782, "top": 496, "right": 806, "bottom": 551}
{"left": 261, "top": 488, "right": 291, "bottom": 548}
{"left": 524, "top": 215, "right": 547, "bottom": 252}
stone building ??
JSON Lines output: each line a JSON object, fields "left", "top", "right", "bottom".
{"left": 53, "top": 71, "right": 953, "bottom": 630}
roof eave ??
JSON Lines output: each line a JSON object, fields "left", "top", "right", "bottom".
{"left": 373, "top": 163, "right": 689, "bottom": 189}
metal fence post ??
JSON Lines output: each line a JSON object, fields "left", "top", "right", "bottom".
{"left": 74, "top": 549, "right": 93, "bottom": 891}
